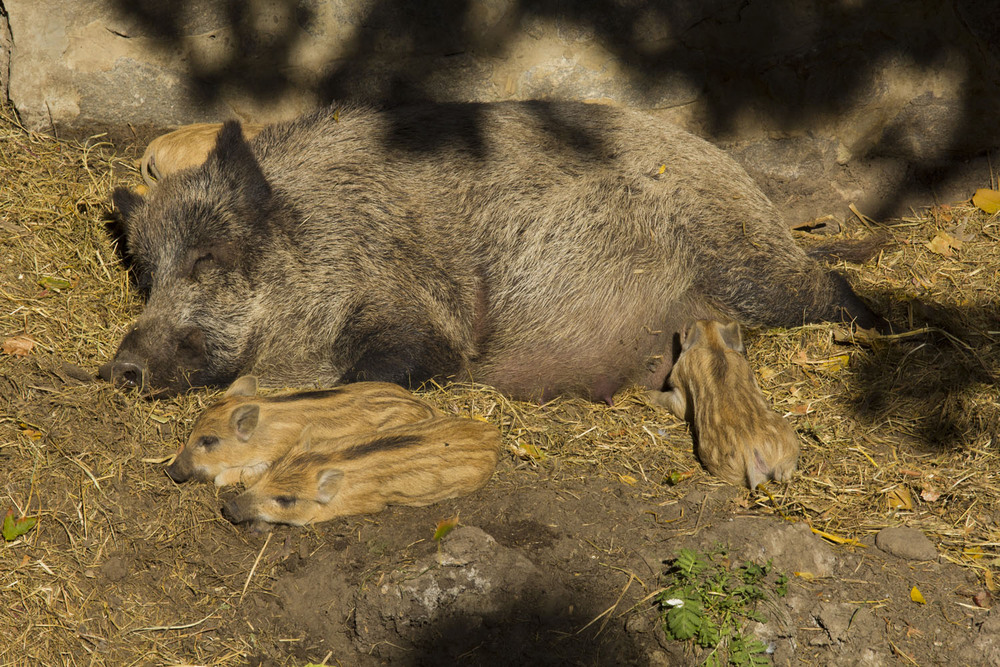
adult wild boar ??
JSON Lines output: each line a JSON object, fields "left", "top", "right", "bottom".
{"left": 101, "top": 101, "right": 884, "bottom": 401}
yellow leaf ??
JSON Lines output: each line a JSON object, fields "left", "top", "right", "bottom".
{"left": 925, "top": 232, "right": 962, "bottom": 257}
{"left": 793, "top": 571, "right": 816, "bottom": 581}
{"left": 887, "top": 487, "right": 914, "bottom": 510}
{"left": 657, "top": 164, "right": 666, "bottom": 175}
{"left": 795, "top": 354, "right": 851, "bottom": 373}
{"left": 618, "top": 474, "right": 637, "bottom": 486}
{"left": 810, "top": 526, "right": 866, "bottom": 547}
{"left": 758, "top": 366, "right": 780, "bottom": 382}
{"left": 513, "top": 442, "right": 546, "bottom": 461}
{"left": 973, "top": 188, "right": 1000, "bottom": 214}
{"left": 148, "top": 412, "right": 170, "bottom": 424}
{"left": 964, "top": 546, "right": 985, "bottom": 560}
{"left": 910, "top": 586, "right": 926, "bottom": 604}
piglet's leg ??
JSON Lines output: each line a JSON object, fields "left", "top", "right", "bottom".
{"left": 646, "top": 388, "right": 687, "bottom": 421}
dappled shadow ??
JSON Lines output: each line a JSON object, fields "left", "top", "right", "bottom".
{"left": 843, "top": 294, "right": 999, "bottom": 450}
{"left": 105, "top": 0, "right": 1000, "bottom": 219}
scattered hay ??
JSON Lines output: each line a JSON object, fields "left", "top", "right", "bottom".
{"left": 1, "top": 102, "right": 998, "bottom": 665}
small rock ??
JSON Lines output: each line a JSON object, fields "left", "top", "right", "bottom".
{"left": 875, "top": 526, "right": 938, "bottom": 561}
{"left": 437, "top": 526, "right": 497, "bottom": 566}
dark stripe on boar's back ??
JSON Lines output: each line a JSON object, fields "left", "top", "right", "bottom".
{"left": 340, "top": 435, "right": 424, "bottom": 461}
{"left": 268, "top": 388, "right": 347, "bottom": 403}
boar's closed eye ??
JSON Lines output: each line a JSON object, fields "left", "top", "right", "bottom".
{"left": 197, "top": 435, "right": 220, "bottom": 449}
{"left": 190, "top": 254, "right": 217, "bottom": 281}
{"left": 274, "top": 495, "right": 296, "bottom": 508}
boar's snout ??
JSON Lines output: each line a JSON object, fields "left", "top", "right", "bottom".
{"left": 102, "top": 323, "right": 210, "bottom": 394}
{"left": 99, "top": 358, "right": 147, "bottom": 391}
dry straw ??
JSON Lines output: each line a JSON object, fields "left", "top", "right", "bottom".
{"left": 1, "top": 102, "right": 998, "bottom": 664}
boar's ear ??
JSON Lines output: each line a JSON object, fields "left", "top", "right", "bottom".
{"left": 315, "top": 468, "right": 344, "bottom": 504}
{"left": 230, "top": 404, "right": 260, "bottom": 441}
{"left": 208, "top": 121, "right": 271, "bottom": 209}
{"left": 225, "top": 375, "right": 259, "bottom": 398}
{"left": 111, "top": 187, "right": 145, "bottom": 239}
{"left": 718, "top": 321, "right": 745, "bottom": 354}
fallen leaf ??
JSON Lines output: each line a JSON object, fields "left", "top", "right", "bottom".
{"left": 433, "top": 515, "right": 460, "bottom": 541}
{"left": 972, "top": 188, "right": 1000, "bottom": 214}
{"left": 663, "top": 470, "right": 693, "bottom": 486}
{"left": 887, "top": 487, "right": 914, "bottom": 511}
{"left": 758, "top": 366, "right": 780, "bottom": 382}
{"left": 2, "top": 508, "right": 38, "bottom": 542}
{"left": 910, "top": 586, "right": 926, "bottom": 604}
{"left": 618, "top": 474, "right": 637, "bottom": 486}
{"left": 793, "top": 571, "right": 816, "bottom": 581}
{"left": 930, "top": 204, "right": 954, "bottom": 223}
{"left": 512, "top": 442, "right": 546, "bottom": 460}
{"left": 965, "top": 546, "right": 985, "bottom": 560}
{"left": 973, "top": 590, "right": 993, "bottom": 608}
{"left": 925, "top": 231, "right": 962, "bottom": 257}
{"left": 948, "top": 221, "right": 975, "bottom": 243}
{"left": 3, "top": 335, "right": 34, "bottom": 356}
{"left": 920, "top": 487, "right": 941, "bottom": 503}
{"left": 794, "top": 353, "right": 851, "bottom": 373}
{"left": 810, "top": 527, "right": 866, "bottom": 547}
{"left": 37, "top": 275, "right": 75, "bottom": 291}
{"left": 791, "top": 403, "right": 811, "bottom": 415}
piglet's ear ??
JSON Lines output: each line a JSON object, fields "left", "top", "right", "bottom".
{"left": 225, "top": 375, "right": 259, "bottom": 398}
{"left": 208, "top": 121, "right": 271, "bottom": 210}
{"left": 718, "top": 321, "right": 744, "bottom": 355}
{"left": 230, "top": 404, "right": 260, "bottom": 442}
{"left": 680, "top": 320, "right": 703, "bottom": 351}
{"left": 315, "top": 468, "right": 344, "bottom": 505}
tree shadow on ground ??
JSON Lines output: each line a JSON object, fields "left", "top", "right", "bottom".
{"left": 844, "top": 294, "right": 999, "bottom": 451}
{"left": 107, "top": 0, "right": 1000, "bottom": 221}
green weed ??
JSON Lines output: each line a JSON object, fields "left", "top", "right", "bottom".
{"left": 657, "top": 548, "right": 787, "bottom": 666}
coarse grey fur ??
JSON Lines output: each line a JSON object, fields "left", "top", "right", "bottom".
{"left": 102, "top": 100, "right": 885, "bottom": 401}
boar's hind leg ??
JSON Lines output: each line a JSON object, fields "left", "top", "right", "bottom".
{"left": 714, "top": 259, "right": 887, "bottom": 332}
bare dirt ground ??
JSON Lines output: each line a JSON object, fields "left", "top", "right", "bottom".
{"left": 2, "top": 107, "right": 999, "bottom": 666}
